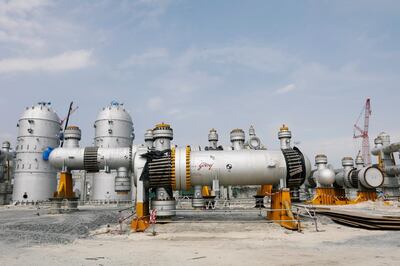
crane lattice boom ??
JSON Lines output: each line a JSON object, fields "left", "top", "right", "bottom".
{"left": 353, "top": 98, "right": 372, "bottom": 165}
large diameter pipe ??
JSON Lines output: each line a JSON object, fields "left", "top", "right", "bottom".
{"left": 48, "top": 148, "right": 85, "bottom": 169}
{"left": 358, "top": 166, "right": 384, "bottom": 189}
{"left": 383, "top": 165, "right": 400, "bottom": 176}
{"left": 371, "top": 142, "right": 400, "bottom": 155}
{"left": 49, "top": 147, "right": 132, "bottom": 171}
{"left": 190, "top": 150, "right": 287, "bottom": 186}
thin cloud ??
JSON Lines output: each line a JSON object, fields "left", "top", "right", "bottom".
{"left": 0, "top": 0, "right": 50, "bottom": 48}
{"left": 120, "top": 48, "right": 169, "bottom": 68}
{"left": 147, "top": 96, "right": 163, "bottom": 111}
{"left": 275, "top": 83, "right": 296, "bottom": 94}
{"left": 0, "top": 50, "right": 93, "bottom": 73}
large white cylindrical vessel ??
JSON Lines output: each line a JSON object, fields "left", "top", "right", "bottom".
{"left": 190, "top": 150, "right": 287, "bottom": 186}
{"left": 91, "top": 102, "right": 134, "bottom": 201}
{"left": 12, "top": 102, "right": 61, "bottom": 202}
{"left": 172, "top": 148, "right": 311, "bottom": 190}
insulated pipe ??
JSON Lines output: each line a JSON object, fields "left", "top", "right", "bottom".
{"left": 371, "top": 142, "right": 400, "bottom": 156}
{"left": 49, "top": 147, "right": 131, "bottom": 171}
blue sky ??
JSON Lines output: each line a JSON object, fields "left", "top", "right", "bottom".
{"left": 0, "top": 0, "right": 399, "bottom": 166}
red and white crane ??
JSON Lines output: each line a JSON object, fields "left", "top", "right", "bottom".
{"left": 353, "top": 98, "right": 372, "bottom": 165}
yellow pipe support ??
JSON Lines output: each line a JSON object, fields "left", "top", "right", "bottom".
{"left": 309, "top": 187, "right": 349, "bottom": 205}
{"left": 351, "top": 191, "right": 378, "bottom": 203}
{"left": 267, "top": 189, "right": 299, "bottom": 230}
{"left": 257, "top": 184, "right": 272, "bottom": 196}
{"left": 131, "top": 202, "right": 150, "bottom": 232}
{"left": 53, "top": 171, "right": 75, "bottom": 199}
{"left": 202, "top": 186, "right": 211, "bottom": 197}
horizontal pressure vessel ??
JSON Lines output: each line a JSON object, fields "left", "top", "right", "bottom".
{"left": 49, "top": 147, "right": 131, "bottom": 171}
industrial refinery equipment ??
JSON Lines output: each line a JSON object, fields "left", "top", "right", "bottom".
{"left": 91, "top": 101, "right": 134, "bottom": 202}
{"left": 0, "top": 141, "right": 15, "bottom": 205}
{"left": 12, "top": 102, "right": 61, "bottom": 202}
{"left": 371, "top": 132, "right": 400, "bottom": 197}
{"left": 307, "top": 154, "right": 384, "bottom": 205}
{"left": 48, "top": 123, "right": 312, "bottom": 231}
{"left": 52, "top": 126, "right": 81, "bottom": 200}
{"left": 308, "top": 154, "right": 340, "bottom": 205}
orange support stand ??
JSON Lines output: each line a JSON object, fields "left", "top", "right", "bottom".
{"left": 309, "top": 187, "right": 348, "bottom": 205}
{"left": 258, "top": 185, "right": 272, "bottom": 196}
{"left": 351, "top": 190, "right": 378, "bottom": 203}
{"left": 53, "top": 171, "right": 75, "bottom": 199}
{"left": 131, "top": 202, "right": 150, "bottom": 232}
{"left": 202, "top": 186, "right": 211, "bottom": 197}
{"left": 268, "top": 189, "right": 299, "bottom": 230}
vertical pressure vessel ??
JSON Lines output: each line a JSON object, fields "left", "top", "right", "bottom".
{"left": 91, "top": 101, "right": 134, "bottom": 201}
{"left": 12, "top": 102, "right": 61, "bottom": 202}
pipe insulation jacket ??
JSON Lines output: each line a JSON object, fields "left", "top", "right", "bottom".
{"left": 49, "top": 147, "right": 132, "bottom": 171}
{"left": 371, "top": 142, "right": 400, "bottom": 155}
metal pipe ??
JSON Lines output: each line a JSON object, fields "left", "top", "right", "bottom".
{"left": 371, "top": 142, "right": 400, "bottom": 155}
{"left": 385, "top": 165, "right": 400, "bottom": 176}
{"left": 49, "top": 147, "right": 131, "bottom": 171}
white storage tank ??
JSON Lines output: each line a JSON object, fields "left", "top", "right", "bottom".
{"left": 12, "top": 102, "right": 61, "bottom": 202}
{"left": 91, "top": 101, "right": 134, "bottom": 201}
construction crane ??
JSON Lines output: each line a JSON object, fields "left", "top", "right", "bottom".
{"left": 60, "top": 104, "right": 79, "bottom": 127}
{"left": 353, "top": 98, "right": 372, "bottom": 165}
{"left": 60, "top": 102, "right": 78, "bottom": 147}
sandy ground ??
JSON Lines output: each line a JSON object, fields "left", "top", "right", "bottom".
{"left": 1, "top": 218, "right": 400, "bottom": 265}
{"left": 1, "top": 203, "right": 400, "bottom": 266}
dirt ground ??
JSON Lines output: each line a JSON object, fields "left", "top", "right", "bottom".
{"left": 1, "top": 205, "right": 400, "bottom": 266}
